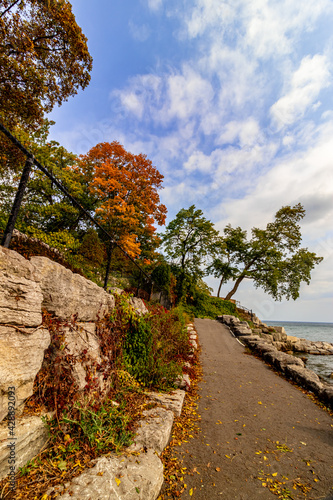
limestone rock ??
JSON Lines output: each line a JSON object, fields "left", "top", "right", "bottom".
{"left": 128, "top": 407, "right": 174, "bottom": 455}
{"left": 284, "top": 365, "right": 323, "bottom": 393}
{"left": 55, "top": 449, "right": 163, "bottom": 500}
{"left": 63, "top": 323, "right": 108, "bottom": 392}
{"left": 272, "top": 331, "right": 287, "bottom": 342}
{"left": 128, "top": 297, "right": 149, "bottom": 316}
{"left": 30, "top": 256, "right": 115, "bottom": 321}
{"left": 263, "top": 351, "right": 304, "bottom": 372}
{"left": 189, "top": 339, "right": 198, "bottom": 350}
{"left": 146, "top": 390, "right": 185, "bottom": 417}
{"left": 0, "top": 414, "right": 50, "bottom": 479}
{"left": 0, "top": 247, "right": 43, "bottom": 327}
{"left": 319, "top": 387, "right": 333, "bottom": 409}
{"left": 175, "top": 373, "right": 191, "bottom": 391}
{"left": 273, "top": 326, "right": 286, "bottom": 335}
{"left": 0, "top": 326, "right": 50, "bottom": 422}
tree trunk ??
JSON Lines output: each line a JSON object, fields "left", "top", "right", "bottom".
{"left": 225, "top": 274, "right": 246, "bottom": 301}
{"left": 217, "top": 277, "right": 224, "bottom": 298}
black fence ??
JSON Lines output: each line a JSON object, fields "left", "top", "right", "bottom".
{"left": 0, "top": 122, "right": 158, "bottom": 298}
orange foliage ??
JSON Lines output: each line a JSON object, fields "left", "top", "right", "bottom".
{"left": 80, "top": 142, "right": 167, "bottom": 258}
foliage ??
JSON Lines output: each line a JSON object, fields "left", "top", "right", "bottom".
{"left": 182, "top": 287, "right": 239, "bottom": 319}
{"left": 162, "top": 205, "right": 219, "bottom": 300}
{"left": 120, "top": 297, "right": 190, "bottom": 389}
{"left": 79, "top": 141, "right": 167, "bottom": 258}
{"left": 207, "top": 226, "right": 247, "bottom": 297}
{"left": 60, "top": 398, "right": 134, "bottom": 453}
{"left": 211, "top": 204, "right": 323, "bottom": 301}
{"left": 151, "top": 261, "right": 172, "bottom": 293}
{"left": 0, "top": 0, "right": 92, "bottom": 133}
{"left": 78, "top": 228, "right": 106, "bottom": 267}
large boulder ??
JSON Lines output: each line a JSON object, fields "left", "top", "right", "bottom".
{"left": 54, "top": 450, "right": 164, "bottom": 500}
{"left": 0, "top": 326, "right": 50, "bottom": 422}
{"left": 129, "top": 407, "right": 174, "bottom": 455}
{"left": 0, "top": 247, "right": 43, "bottom": 327}
{"left": 262, "top": 351, "right": 304, "bottom": 372}
{"left": 284, "top": 365, "right": 323, "bottom": 393}
{"left": 30, "top": 256, "right": 115, "bottom": 321}
{"left": 0, "top": 414, "right": 50, "bottom": 479}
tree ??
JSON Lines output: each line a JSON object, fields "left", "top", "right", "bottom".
{"left": 0, "top": 0, "right": 92, "bottom": 131}
{"left": 207, "top": 226, "right": 247, "bottom": 297}
{"left": 162, "top": 205, "right": 219, "bottom": 299}
{"left": 79, "top": 141, "right": 167, "bottom": 258}
{"left": 0, "top": 120, "right": 92, "bottom": 253}
{"left": 210, "top": 204, "right": 323, "bottom": 301}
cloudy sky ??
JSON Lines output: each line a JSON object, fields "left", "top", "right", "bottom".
{"left": 49, "top": 0, "right": 333, "bottom": 322}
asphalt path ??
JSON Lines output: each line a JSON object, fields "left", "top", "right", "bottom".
{"left": 177, "top": 318, "right": 333, "bottom": 500}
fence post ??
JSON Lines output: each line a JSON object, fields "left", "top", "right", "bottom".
{"left": 149, "top": 280, "right": 154, "bottom": 301}
{"left": 136, "top": 270, "right": 142, "bottom": 298}
{"left": 103, "top": 241, "right": 114, "bottom": 290}
{"left": 1, "top": 157, "right": 33, "bottom": 248}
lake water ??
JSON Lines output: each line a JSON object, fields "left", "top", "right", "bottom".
{"left": 265, "top": 321, "right": 333, "bottom": 384}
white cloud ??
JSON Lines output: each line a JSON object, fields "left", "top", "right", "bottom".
{"left": 270, "top": 54, "right": 331, "bottom": 129}
{"left": 217, "top": 118, "right": 261, "bottom": 147}
{"left": 128, "top": 21, "right": 150, "bottom": 42}
{"left": 147, "top": 0, "right": 162, "bottom": 11}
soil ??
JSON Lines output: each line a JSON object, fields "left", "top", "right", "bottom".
{"left": 173, "top": 318, "right": 333, "bottom": 500}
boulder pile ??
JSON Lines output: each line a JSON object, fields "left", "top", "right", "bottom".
{"left": 217, "top": 315, "right": 333, "bottom": 410}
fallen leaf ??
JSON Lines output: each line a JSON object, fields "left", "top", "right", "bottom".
{"left": 216, "top": 467, "right": 220, "bottom": 472}
{"left": 272, "top": 472, "right": 278, "bottom": 477}
{"left": 189, "top": 488, "right": 193, "bottom": 496}
{"left": 115, "top": 477, "right": 121, "bottom": 487}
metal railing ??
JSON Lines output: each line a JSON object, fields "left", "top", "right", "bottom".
{"left": 0, "top": 122, "right": 157, "bottom": 296}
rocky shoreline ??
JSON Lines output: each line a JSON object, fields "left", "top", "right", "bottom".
{"left": 217, "top": 315, "right": 333, "bottom": 410}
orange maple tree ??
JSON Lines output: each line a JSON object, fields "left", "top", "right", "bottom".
{"left": 79, "top": 142, "right": 167, "bottom": 258}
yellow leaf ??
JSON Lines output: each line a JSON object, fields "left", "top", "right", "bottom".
{"left": 225, "top": 455, "right": 231, "bottom": 459}
{"left": 115, "top": 477, "right": 121, "bottom": 487}
{"left": 189, "top": 488, "right": 193, "bottom": 496}
{"left": 314, "top": 478, "right": 319, "bottom": 482}
{"left": 272, "top": 472, "right": 278, "bottom": 477}
{"left": 262, "top": 483, "right": 267, "bottom": 487}
{"left": 258, "top": 401, "right": 262, "bottom": 405}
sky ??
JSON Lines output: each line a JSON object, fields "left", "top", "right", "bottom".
{"left": 48, "top": 0, "right": 333, "bottom": 323}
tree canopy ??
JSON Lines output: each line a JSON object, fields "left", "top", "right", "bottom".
{"left": 0, "top": 0, "right": 92, "bottom": 131}
{"left": 209, "top": 204, "right": 323, "bottom": 301}
{"left": 79, "top": 141, "right": 167, "bottom": 258}
{"left": 162, "top": 205, "right": 219, "bottom": 299}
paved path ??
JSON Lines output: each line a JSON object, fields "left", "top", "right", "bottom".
{"left": 177, "top": 319, "right": 333, "bottom": 500}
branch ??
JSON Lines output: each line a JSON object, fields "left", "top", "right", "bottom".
{"left": 0, "top": 0, "right": 20, "bottom": 18}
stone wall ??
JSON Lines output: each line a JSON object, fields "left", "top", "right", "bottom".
{"left": 0, "top": 247, "right": 148, "bottom": 479}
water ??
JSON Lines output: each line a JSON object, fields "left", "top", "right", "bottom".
{"left": 266, "top": 321, "right": 333, "bottom": 384}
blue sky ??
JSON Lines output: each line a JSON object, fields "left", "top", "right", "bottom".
{"left": 49, "top": 0, "right": 333, "bottom": 322}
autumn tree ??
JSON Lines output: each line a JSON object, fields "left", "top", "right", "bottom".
{"left": 210, "top": 204, "right": 323, "bottom": 301}
{"left": 162, "top": 205, "right": 219, "bottom": 299}
{"left": 0, "top": 0, "right": 92, "bottom": 132}
{"left": 79, "top": 141, "right": 167, "bottom": 258}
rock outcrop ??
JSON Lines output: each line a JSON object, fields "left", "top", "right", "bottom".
{"left": 30, "top": 256, "right": 115, "bottom": 321}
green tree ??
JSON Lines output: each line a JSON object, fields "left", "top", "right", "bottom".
{"left": 162, "top": 205, "right": 219, "bottom": 299}
{"left": 212, "top": 204, "right": 323, "bottom": 301}
{"left": 207, "top": 226, "right": 247, "bottom": 297}
{"left": 0, "top": 120, "right": 93, "bottom": 253}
